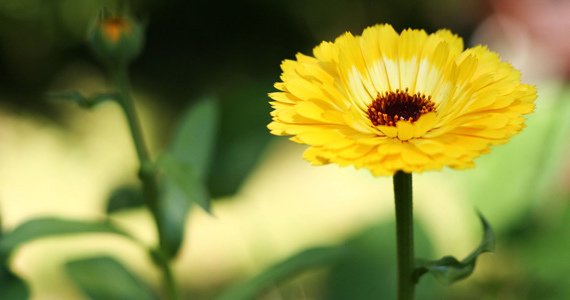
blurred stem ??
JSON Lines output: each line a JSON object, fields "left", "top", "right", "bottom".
{"left": 393, "top": 171, "right": 414, "bottom": 300}
{"left": 112, "top": 63, "right": 179, "bottom": 300}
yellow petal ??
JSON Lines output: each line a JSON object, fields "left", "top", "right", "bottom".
{"left": 411, "top": 139, "right": 446, "bottom": 155}
{"left": 396, "top": 120, "right": 417, "bottom": 141}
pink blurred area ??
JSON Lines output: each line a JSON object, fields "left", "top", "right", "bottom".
{"left": 475, "top": 0, "right": 570, "bottom": 81}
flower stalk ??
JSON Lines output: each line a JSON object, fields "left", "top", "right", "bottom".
{"left": 112, "top": 63, "right": 179, "bottom": 300}
{"left": 87, "top": 10, "right": 179, "bottom": 299}
{"left": 267, "top": 23, "right": 536, "bottom": 299}
{"left": 393, "top": 171, "right": 414, "bottom": 300}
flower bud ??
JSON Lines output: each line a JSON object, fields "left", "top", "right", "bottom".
{"left": 87, "top": 11, "right": 144, "bottom": 64}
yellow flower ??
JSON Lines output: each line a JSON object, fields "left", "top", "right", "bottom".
{"left": 268, "top": 24, "right": 537, "bottom": 176}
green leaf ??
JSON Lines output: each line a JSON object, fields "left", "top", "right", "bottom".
{"left": 157, "top": 153, "right": 210, "bottom": 213}
{"left": 48, "top": 91, "right": 119, "bottom": 108}
{"left": 169, "top": 97, "right": 219, "bottom": 178}
{"left": 155, "top": 153, "right": 209, "bottom": 257}
{"left": 151, "top": 97, "right": 218, "bottom": 258}
{"left": 0, "top": 218, "right": 138, "bottom": 254}
{"left": 414, "top": 211, "right": 495, "bottom": 285}
{"left": 208, "top": 84, "right": 272, "bottom": 197}
{"left": 0, "top": 255, "right": 29, "bottom": 300}
{"left": 156, "top": 179, "right": 191, "bottom": 258}
{"left": 0, "top": 273, "right": 29, "bottom": 300}
{"left": 66, "top": 256, "right": 159, "bottom": 300}
{"left": 216, "top": 246, "right": 348, "bottom": 300}
{"left": 106, "top": 185, "right": 145, "bottom": 213}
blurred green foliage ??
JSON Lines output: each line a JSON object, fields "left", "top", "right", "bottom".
{"left": 66, "top": 256, "right": 159, "bottom": 300}
{"left": 156, "top": 97, "right": 218, "bottom": 257}
{"left": 325, "top": 220, "right": 437, "bottom": 300}
{"left": 0, "top": 0, "right": 569, "bottom": 300}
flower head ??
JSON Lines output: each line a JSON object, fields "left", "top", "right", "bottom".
{"left": 268, "top": 24, "right": 537, "bottom": 176}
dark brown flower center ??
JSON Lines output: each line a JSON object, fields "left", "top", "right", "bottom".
{"left": 367, "top": 88, "right": 436, "bottom": 127}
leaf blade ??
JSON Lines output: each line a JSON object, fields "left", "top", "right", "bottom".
{"left": 216, "top": 246, "right": 348, "bottom": 300}
{"left": 0, "top": 218, "right": 138, "bottom": 254}
{"left": 48, "top": 91, "right": 119, "bottom": 108}
{"left": 106, "top": 185, "right": 146, "bottom": 214}
{"left": 151, "top": 98, "right": 218, "bottom": 258}
{"left": 169, "top": 97, "right": 219, "bottom": 178}
{"left": 157, "top": 153, "right": 210, "bottom": 213}
{"left": 66, "top": 256, "right": 159, "bottom": 300}
{"left": 0, "top": 256, "right": 29, "bottom": 300}
{"left": 414, "top": 211, "right": 495, "bottom": 285}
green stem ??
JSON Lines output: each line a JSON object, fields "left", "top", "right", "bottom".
{"left": 113, "top": 65, "right": 151, "bottom": 165}
{"left": 393, "top": 171, "right": 414, "bottom": 300}
{"left": 112, "top": 63, "right": 179, "bottom": 300}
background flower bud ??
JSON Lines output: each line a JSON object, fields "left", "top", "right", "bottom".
{"left": 87, "top": 11, "right": 144, "bottom": 64}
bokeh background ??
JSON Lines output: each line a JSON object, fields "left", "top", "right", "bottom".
{"left": 1, "top": 0, "right": 570, "bottom": 299}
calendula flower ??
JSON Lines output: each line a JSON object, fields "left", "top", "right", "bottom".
{"left": 268, "top": 24, "right": 537, "bottom": 176}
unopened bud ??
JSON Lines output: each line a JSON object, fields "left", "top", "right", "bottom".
{"left": 88, "top": 11, "right": 144, "bottom": 64}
